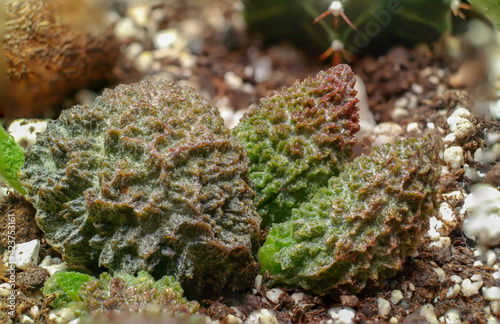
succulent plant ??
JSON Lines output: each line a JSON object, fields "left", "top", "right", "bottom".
{"left": 42, "top": 271, "right": 94, "bottom": 309}
{"left": 0, "top": 124, "right": 26, "bottom": 194}
{"left": 468, "top": 0, "right": 500, "bottom": 30}
{"left": 78, "top": 271, "right": 199, "bottom": 314}
{"left": 244, "top": 0, "right": 453, "bottom": 55}
{"left": 232, "top": 64, "right": 359, "bottom": 226}
{"left": 20, "top": 80, "right": 261, "bottom": 298}
{"left": 259, "top": 135, "right": 441, "bottom": 294}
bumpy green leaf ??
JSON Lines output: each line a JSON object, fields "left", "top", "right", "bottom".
{"left": 20, "top": 80, "right": 261, "bottom": 298}
{"left": 0, "top": 124, "right": 26, "bottom": 194}
{"left": 42, "top": 271, "right": 94, "bottom": 309}
{"left": 78, "top": 271, "right": 199, "bottom": 314}
{"left": 259, "top": 135, "right": 441, "bottom": 294}
{"left": 233, "top": 65, "right": 359, "bottom": 226}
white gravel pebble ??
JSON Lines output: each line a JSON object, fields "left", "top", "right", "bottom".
{"left": 451, "top": 107, "right": 471, "bottom": 118}
{"left": 443, "top": 146, "right": 464, "bottom": 169}
{"left": 486, "top": 250, "right": 498, "bottom": 267}
{"left": 491, "top": 300, "right": 500, "bottom": 316}
{"left": 8, "top": 119, "right": 48, "bottom": 147}
{"left": 153, "top": 29, "right": 179, "bottom": 49}
{"left": 48, "top": 308, "right": 76, "bottom": 324}
{"left": 463, "top": 185, "right": 500, "bottom": 246}
{"left": 394, "top": 96, "right": 409, "bottom": 109}
{"left": 411, "top": 83, "right": 424, "bottom": 94}
{"left": 406, "top": 122, "right": 421, "bottom": 133}
{"left": 390, "top": 107, "right": 409, "bottom": 120}
{"left": 134, "top": 51, "right": 154, "bottom": 72}
{"left": 127, "top": 4, "right": 151, "bottom": 28}
{"left": 377, "top": 298, "right": 391, "bottom": 317}
{"left": 428, "top": 237, "right": 451, "bottom": 250}
{"left": 442, "top": 308, "right": 461, "bottom": 324}
{"left": 291, "top": 292, "right": 304, "bottom": 305}
{"left": 447, "top": 115, "right": 474, "bottom": 139}
{"left": 446, "top": 284, "right": 461, "bottom": 298}
{"left": 483, "top": 287, "right": 500, "bottom": 300}
{"left": 450, "top": 275, "right": 463, "bottom": 284}
{"left": 11, "top": 239, "right": 40, "bottom": 270}
{"left": 461, "top": 278, "right": 483, "bottom": 297}
{"left": 254, "top": 274, "right": 262, "bottom": 291}
{"left": 390, "top": 290, "right": 403, "bottom": 305}
{"left": 373, "top": 122, "right": 404, "bottom": 136}
{"left": 253, "top": 57, "right": 272, "bottom": 83}
{"left": 471, "top": 274, "right": 483, "bottom": 282}
{"left": 328, "top": 307, "right": 356, "bottom": 324}
{"left": 225, "top": 315, "right": 243, "bottom": 324}
{"left": 0, "top": 283, "right": 11, "bottom": 297}
{"left": 114, "top": 17, "right": 142, "bottom": 41}
{"left": 265, "top": 288, "right": 283, "bottom": 304}
{"left": 224, "top": 71, "right": 244, "bottom": 90}
{"left": 246, "top": 309, "right": 279, "bottom": 324}
{"left": 420, "top": 304, "right": 439, "bottom": 324}
{"left": 355, "top": 75, "right": 376, "bottom": 137}
{"left": 433, "top": 267, "right": 446, "bottom": 283}
{"left": 19, "top": 314, "right": 34, "bottom": 324}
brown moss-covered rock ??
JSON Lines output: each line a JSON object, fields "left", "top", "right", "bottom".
{"left": 1, "top": 0, "right": 118, "bottom": 120}
{"left": 19, "top": 80, "right": 261, "bottom": 298}
{"left": 0, "top": 193, "right": 40, "bottom": 249}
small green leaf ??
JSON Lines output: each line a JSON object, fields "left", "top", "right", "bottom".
{"left": 0, "top": 124, "right": 27, "bottom": 195}
{"left": 469, "top": 0, "right": 500, "bottom": 31}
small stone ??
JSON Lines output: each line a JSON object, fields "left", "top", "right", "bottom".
{"left": 474, "top": 260, "right": 484, "bottom": 267}
{"left": 471, "top": 274, "right": 483, "bottom": 282}
{"left": 328, "top": 307, "right": 356, "bottom": 324}
{"left": 451, "top": 107, "right": 471, "bottom": 119}
{"left": 8, "top": 119, "right": 48, "bottom": 148}
{"left": 447, "top": 284, "right": 461, "bottom": 298}
{"left": 461, "top": 278, "right": 483, "bottom": 297}
{"left": 377, "top": 298, "right": 391, "bottom": 317}
{"left": 29, "top": 306, "right": 40, "bottom": 319}
{"left": 407, "top": 122, "right": 421, "bottom": 133}
{"left": 394, "top": 96, "right": 409, "bottom": 109}
{"left": 253, "top": 57, "right": 272, "bottom": 83}
{"left": 420, "top": 304, "right": 439, "bottom": 324}
{"left": 291, "top": 292, "right": 304, "bottom": 305}
{"left": 491, "top": 300, "right": 500, "bottom": 315}
{"left": 125, "top": 42, "right": 144, "bottom": 61}
{"left": 127, "top": 4, "right": 151, "bottom": 28}
{"left": 443, "top": 308, "right": 461, "bottom": 324}
{"left": 390, "top": 290, "right": 403, "bottom": 305}
{"left": 225, "top": 315, "right": 243, "bottom": 324}
{"left": 18, "top": 315, "right": 34, "bottom": 324}
{"left": 266, "top": 288, "right": 283, "bottom": 304}
{"left": 391, "top": 107, "right": 409, "bottom": 120}
{"left": 11, "top": 239, "right": 40, "bottom": 270}
{"left": 486, "top": 250, "right": 497, "bottom": 267}
{"left": 340, "top": 295, "right": 359, "bottom": 308}
{"left": 246, "top": 309, "right": 279, "bottom": 324}
{"left": 411, "top": 83, "right": 424, "bottom": 94}
{"left": 114, "top": 17, "right": 142, "bottom": 41}
{"left": 433, "top": 267, "right": 446, "bottom": 283}
{"left": 0, "top": 283, "right": 11, "bottom": 297}
{"left": 224, "top": 71, "right": 244, "bottom": 90}
{"left": 483, "top": 287, "right": 500, "bottom": 300}
{"left": 153, "top": 29, "right": 178, "bottom": 49}
{"left": 444, "top": 146, "right": 464, "bottom": 169}
{"left": 444, "top": 133, "right": 457, "bottom": 143}
{"left": 450, "top": 275, "right": 463, "bottom": 284}
{"left": 373, "top": 122, "right": 404, "bottom": 136}
{"left": 134, "top": 51, "right": 154, "bottom": 72}
{"left": 254, "top": 274, "right": 262, "bottom": 291}
{"left": 447, "top": 115, "right": 474, "bottom": 139}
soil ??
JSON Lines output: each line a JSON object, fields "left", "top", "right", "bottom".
{"left": 1, "top": 0, "right": 500, "bottom": 323}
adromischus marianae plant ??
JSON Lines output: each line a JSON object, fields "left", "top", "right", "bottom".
{"left": 232, "top": 64, "right": 359, "bottom": 226}
{"left": 258, "top": 135, "right": 441, "bottom": 294}
{"left": 20, "top": 80, "right": 261, "bottom": 299}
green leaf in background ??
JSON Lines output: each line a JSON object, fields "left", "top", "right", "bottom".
{"left": 0, "top": 124, "right": 26, "bottom": 195}
{"left": 42, "top": 271, "right": 94, "bottom": 309}
{"left": 469, "top": 0, "right": 500, "bottom": 31}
